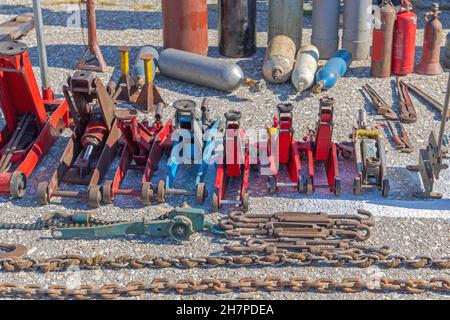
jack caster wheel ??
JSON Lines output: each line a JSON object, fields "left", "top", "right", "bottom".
{"left": 88, "top": 185, "right": 102, "bottom": 208}
{"left": 242, "top": 192, "right": 249, "bottom": 213}
{"left": 157, "top": 180, "right": 166, "bottom": 203}
{"left": 268, "top": 176, "right": 276, "bottom": 194}
{"left": 141, "top": 182, "right": 154, "bottom": 206}
{"left": 10, "top": 172, "right": 26, "bottom": 199}
{"left": 196, "top": 182, "right": 207, "bottom": 204}
{"left": 382, "top": 179, "right": 390, "bottom": 198}
{"left": 353, "top": 177, "right": 362, "bottom": 196}
{"left": 37, "top": 181, "right": 49, "bottom": 205}
{"left": 169, "top": 215, "right": 194, "bottom": 242}
{"left": 102, "top": 180, "right": 113, "bottom": 204}
{"left": 306, "top": 177, "right": 313, "bottom": 196}
{"left": 333, "top": 177, "right": 341, "bottom": 196}
{"left": 212, "top": 192, "right": 219, "bottom": 213}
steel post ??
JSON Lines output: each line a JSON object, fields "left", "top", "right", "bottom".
{"left": 32, "top": 0, "right": 52, "bottom": 98}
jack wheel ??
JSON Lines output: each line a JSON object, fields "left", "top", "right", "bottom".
{"left": 306, "top": 177, "right": 313, "bottom": 196}
{"left": 333, "top": 177, "right": 341, "bottom": 196}
{"left": 102, "top": 180, "right": 113, "bottom": 204}
{"left": 382, "top": 179, "right": 390, "bottom": 198}
{"left": 196, "top": 182, "right": 207, "bottom": 204}
{"left": 169, "top": 215, "right": 194, "bottom": 242}
{"left": 37, "top": 181, "right": 49, "bottom": 205}
{"left": 88, "top": 185, "right": 102, "bottom": 208}
{"left": 212, "top": 192, "right": 219, "bottom": 213}
{"left": 242, "top": 192, "right": 249, "bottom": 213}
{"left": 141, "top": 182, "right": 154, "bottom": 206}
{"left": 297, "top": 175, "right": 304, "bottom": 193}
{"left": 353, "top": 177, "right": 362, "bottom": 196}
{"left": 268, "top": 176, "right": 276, "bottom": 194}
{"left": 157, "top": 180, "right": 166, "bottom": 203}
{"left": 10, "top": 172, "right": 26, "bottom": 199}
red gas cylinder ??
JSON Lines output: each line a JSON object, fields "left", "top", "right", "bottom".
{"left": 392, "top": 1, "right": 417, "bottom": 75}
{"left": 161, "top": 0, "right": 209, "bottom": 56}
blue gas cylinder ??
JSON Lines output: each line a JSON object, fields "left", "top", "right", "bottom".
{"left": 131, "top": 46, "right": 159, "bottom": 87}
{"left": 313, "top": 49, "right": 352, "bottom": 93}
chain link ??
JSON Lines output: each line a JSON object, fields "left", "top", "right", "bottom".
{"left": 1, "top": 252, "right": 448, "bottom": 272}
{"left": 0, "top": 277, "right": 447, "bottom": 299}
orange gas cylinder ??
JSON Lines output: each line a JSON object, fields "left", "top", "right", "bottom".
{"left": 162, "top": 0, "right": 209, "bottom": 56}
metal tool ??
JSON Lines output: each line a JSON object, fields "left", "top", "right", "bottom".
{"left": 212, "top": 110, "right": 251, "bottom": 212}
{"left": 396, "top": 78, "right": 417, "bottom": 123}
{"left": 36, "top": 71, "right": 121, "bottom": 208}
{"left": 77, "top": 0, "right": 107, "bottom": 72}
{"left": 51, "top": 205, "right": 223, "bottom": 241}
{"left": 0, "top": 243, "right": 28, "bottom": 259}
{"left": 406, "top": 73, "right": 450, "bottom": 198}
{"left": 266, "top": 103, "right": 302, "bottom": 194}
{"left": 352, "top": 109, "right": 390, "bottom": 197}
{"left": 362, "top": 84, "right": 398, "bottom": 120}
{"left": 0, "top": 41, "right": 69, "bottom": 198}
{"left": 403, "top": 82, "right": 450, "bottom": 118}
{"left": 0, "top": 13, "right": 34, "bottom": 42}
{"left": 221, "top": 209, "right": 373, "bottom": 241}
{"left": 157, "top": 99, "right": 221, "bottom": 205}
{"left": 387, "top": 121, "right": 414, "bottom": 153}
{"left": 102, "top": 106, "right": 172, "bottom": 206}
{"left": 299, "top": 97, "right": 341, "bottom": 196}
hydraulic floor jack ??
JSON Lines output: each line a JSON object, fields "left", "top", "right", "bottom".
{"left": 267, "top": 103, "right": 302, "bottom": 194}
{"left": 102, "top": 104, "right": 172, "bottom": 205}
{"left": 212, "top": 110, "right": 250, "bottom": 212}
{"left": 157, "top": 99, "right": 221, "bottom": 204}
{"left": 0, "top": 41, "right": 69, "bottom": 198}
{"left": 299, "top": 97, "right": 341, "bottom": 196}
{"left": 37, "top": 71, "right": 121, "bottom": 208}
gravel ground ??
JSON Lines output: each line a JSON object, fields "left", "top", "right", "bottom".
{"left": 0, "top": 0, "right": 449, "bottom": 300}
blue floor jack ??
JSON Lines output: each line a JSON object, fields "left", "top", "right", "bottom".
{"left": 157, "top": 98, "right": 221, "bottom": 204}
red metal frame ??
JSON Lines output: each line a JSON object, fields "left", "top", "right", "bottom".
{"left": 267, "top": 104, "right": 302, "bottom": 193}
{"left": 298, "top": 97, "right": 340, "bottom": 196}
{"left": 103, "top": 109, "right": 172, "bottom": 205}
{"left": 0, "top": 42, "right": 69, "bottom": 198}
{"left": 213, "top": 111, "right": 250, "bottom": 212}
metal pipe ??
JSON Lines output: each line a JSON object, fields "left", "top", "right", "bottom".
{"left": 32, "top": 0, "right": 49, "bottom": 90}
{"left": 437, "top": 72, "right": 450, "bottom": 155}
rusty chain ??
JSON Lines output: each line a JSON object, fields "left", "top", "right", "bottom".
{"left": 0, "top": 277, "right": 448, "bottom": 299}
{"left": 1, "top": 251, "right": 448, "bottom": 272}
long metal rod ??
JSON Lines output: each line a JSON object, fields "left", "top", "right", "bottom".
{"left": 32, "top": 0, "right": 49, "bottom": 90}
{"left": 437, "top": 72, "right": 450, "bottom": 154}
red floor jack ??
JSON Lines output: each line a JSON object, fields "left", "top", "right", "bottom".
{"left": 0, "top": 41, "right": 69, "bottom": 198}
{"left": 102, "top": 104, "right": 172, "bottom": 205}
{"left": 212, "top": 111, "right": 250, "bottom": 212}
{"left": 299, "top": 97, "right": 341, "bottom": 196}
{"left": 37, "top": 71, "right": 121, "bottom": 208}
{"left": 267, "top": 103, "right": 302, "bottom": 194}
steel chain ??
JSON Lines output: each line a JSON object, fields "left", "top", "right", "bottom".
{"left": 0, "top": 277, "right": 447, "bottom": 299}
{"left": 0, "top": 252, "right": 448, "bottom": 272}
